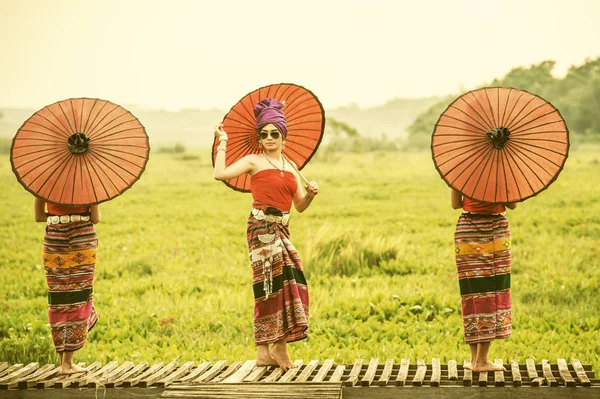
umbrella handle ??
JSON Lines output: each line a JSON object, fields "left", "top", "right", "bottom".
{"left": 283, "top": 154, "right": 310, "bottom": 185}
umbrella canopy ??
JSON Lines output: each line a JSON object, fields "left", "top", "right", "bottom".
{"left": 213, "top": 83, "right": 325, "bottom": 192}
{"left": 11, "top": 98, "right": 149, "bottom": 206}
{"left": 431, "top": 87, "right": 569, "bottom": 203}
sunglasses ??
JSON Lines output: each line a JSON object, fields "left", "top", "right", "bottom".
{"left": 259, "top": 131, "right": 281, "bottom": 140}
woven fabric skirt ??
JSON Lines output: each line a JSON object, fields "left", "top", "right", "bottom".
{"left": 42, "top": 220, "right": 98, "bottom": 352}
{"left": 247, "top": 211, "right": 309, "bottom": 345}
{"left": 454, "top": 213, "right": 512, "bottom": 344}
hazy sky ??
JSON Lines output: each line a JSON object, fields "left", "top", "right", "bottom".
{"left": 1, "top": 0, "right": 598, "bottom": 111}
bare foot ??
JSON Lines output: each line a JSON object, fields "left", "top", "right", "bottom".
{"left": 464, "top": 361, "right": 474, "bottom": 370}
{"left": 270, "top": 343, "right": 296, "bottom": 372}
{"left": 61, "top": 364, "right": 88, "bottom": 375}
{"left": 472, "top": 361, "right": 507, "bottom": 372}
{"left": 256, "top": 352, "right": 279, "bottom": 367}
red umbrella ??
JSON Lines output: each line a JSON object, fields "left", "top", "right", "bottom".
{"left": 11, "top": 98, "right": 149, "bottom": 206}
{"left": 431, "top": 87, "right": 569, "bottom": 203}
{"left": 212, "top": 83, "right": 325, "bottom": 192}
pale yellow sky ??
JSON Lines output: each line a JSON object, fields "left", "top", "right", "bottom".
{"left": 0, "top": 0, "right": 598, "bottom": 110}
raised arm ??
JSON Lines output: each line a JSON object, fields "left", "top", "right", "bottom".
{"left": 451, "top": 189, "right": 463, "bottom": 210}
{"left": 34, "top": 197, "right": 46, "bottom": 222}
{"left": 213, "top": 123, "right": 256, "bottom": 181}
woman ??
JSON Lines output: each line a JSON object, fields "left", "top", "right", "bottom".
{"left": 451, "top": 189, "right": 516, "bottom": 372}
{"left": 213, "top": 98, "right": 318, "bottom": 371}
{"left": 34, "top": 198, "right": 101, "bottom": 374}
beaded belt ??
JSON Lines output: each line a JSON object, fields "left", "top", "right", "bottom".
{"left": 47, "top": 215, "right": 90, "bottom": 225}
{"left": 251, "top": 208, "right": 290, "bottom": 226}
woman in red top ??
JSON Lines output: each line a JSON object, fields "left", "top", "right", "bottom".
{"left": 34, "top": 198, "right": 101, "bottom": 374}
{"left": 213, "top": 98, "right": 318, "bottom": 371}
{"left": 451, "top": 189, "right": 517, "bottom": 372}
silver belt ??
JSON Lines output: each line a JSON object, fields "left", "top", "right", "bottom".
{"left": 47, "top": 215, "right": 90, "bottom": 225}
{"left": 251, "top": 208, "right": 289, "bottom": 226}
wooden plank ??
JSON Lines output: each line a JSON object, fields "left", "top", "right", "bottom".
{"left": 494, "top": 359, "right": 505, "bottom": 387}
{"left": 312, "top": 359, "right": 334, "bottom": 382}
{"left": 262, "top": 367, "right": 284, "bottom": 383}
{"left": 61, "top": 361, "right": 116, "bottom": 388}
{"left": 511, "top": 360, "right": 522, "bottom": 387}
{"left": 193, "top": 360, "right": 227, "bottom": 383}
{"left": 105, "top": 362, "right": 148, "bottom": 387}
{"left": 343, "top": 359, "right": 363, "bottom": 387}
{"left": 139, "top": 361, "right": 178, "bottom": 387}
{"left": 572, "top": 359, "right": 591, "bottom": 387}
{"left": 19, "top": 365, "right": 60, "bottom": 389}
{"left": 412, "top": 359, "right": 426, "bottom": 386}
{"left": 395, "top": 358, "right": 410, "bottom": 386}
{"left": 360, "top": 358, "right": 379, "bottom": 386}
{"left": 278, "top": 360, "right": 303, "bottom": 382}
{"left": 542, "top": 359, "right": 558, "bottom": 387}
{"left": 222, "top": 360, "right": 256, "bottom": 383}
{"left": 557, "top": 358, "right": 576, "bottom": 387}
{"left": 122, "top": 362, "right": 164, "bottom": 387}
{"left": 89, "top": 361, "right": 134, "bottom": 387}
{"left": 157, "top": 361, "right": 195, "bottom": 387}
{"left": 526, "top": 359, "right": 541, "bottom": 387}
{"left": 377, "top": 359, "right": 394, "bottom": 386}
{"left": 447, "top": 359, "right": 458, "bottom": 380}
{"left": 295, "top": 360, "right": 319, "bottom": 383}
{"left": 329, "top": 365, "right": 345, "bottom": 383}
{"left": 0, "top": 363, "right": 8, "bottom": 374}
{"left": 243, "top": 365, "right": 270, "bottom": 382}
{"left": 462, "top": 360, "right": 472, "bottom": 386}
{"left": 0, "top": 362, "right": 38, "bottom": 384}
{"left": 1, "top": 364, "right": 51, "bottom": 389}
{"left": 35, "top": 362, "right": 91, "bottom": 388}
{"left": 430, "top": 358, "right": 441, "bottom": 387}
{"left": 210, "top": 361, "right": 242, "bottom": 383}
{"left": 0, "top": 364, "right": 23, "bottom": 380}
{"left": 178, "top": 361, "right": 212, "bottom": 383}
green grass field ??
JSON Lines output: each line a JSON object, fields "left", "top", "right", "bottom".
{"left": 1, "top": 146, "right": 599, "bottom": 371}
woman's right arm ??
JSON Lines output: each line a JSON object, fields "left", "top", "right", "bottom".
{"left": 213, "top": 123, "right": 256, "bottom": 181}
{"left": 90, "top": 205, "right": 101, "bottom": 224}
{"left": 451, "top": 189, "right": 463, "bottom": 210}
{"left": 34, "top": 197, "right": 46, "bottom": 222}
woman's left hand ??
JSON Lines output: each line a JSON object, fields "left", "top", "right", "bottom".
{"left": 305, "top": 181, "right": 319, "bottom": 197}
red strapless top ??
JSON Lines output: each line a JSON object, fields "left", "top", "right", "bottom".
{"left": 250, "top": 169, "right": 298, "bottom": 212}
{"left": 47, "top": 203, "right": 90, "bottom": 216}
{"left": 463, "top": 197, "right": 505, "bottom": 214}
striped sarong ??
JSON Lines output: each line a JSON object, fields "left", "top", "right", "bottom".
{"left": 42, "top": 220, "right": 98, "bottom": 352}
{"left": 247, "top": 210, "right": 309, "bottom": 345}
{"left": 454, "top": 213, "right": 512, "bottom": 344}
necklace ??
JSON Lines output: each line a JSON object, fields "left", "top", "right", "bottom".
{"left": 263, "top": 152, "right": 286, "bottom": 177}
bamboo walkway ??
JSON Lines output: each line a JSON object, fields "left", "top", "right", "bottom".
{"left": 0, "top": 358, "right": 598, "bottom": 398}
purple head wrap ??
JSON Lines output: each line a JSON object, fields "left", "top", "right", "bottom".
{"left": 254, "top": 98, "right": 288, "bottom": 138}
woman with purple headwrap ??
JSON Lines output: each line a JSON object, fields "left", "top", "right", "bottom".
{"left": 213, "top": 98, "right": 319, "bottom": 371}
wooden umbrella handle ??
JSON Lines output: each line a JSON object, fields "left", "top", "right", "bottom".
{"left": 283, "top": 154, "right": 310, "bottom": 185}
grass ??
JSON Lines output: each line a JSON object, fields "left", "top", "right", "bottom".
{"left": 0, "top": 146, "right": 599, "bottom": 371}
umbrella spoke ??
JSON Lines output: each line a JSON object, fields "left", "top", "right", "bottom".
{"left": 446, "top": 106, "right": 491, "bottom": 132}
{"left": 509, "top": 109, "right": 560, "bottom": 134}
{"left": 510, "top": 137, "right": 568, "bottom": 145}
{"left": 510, "top": 119, "right": 566, "bottom": 137}
{"left": 11, "top": 147, "right": 65, "bottom": 161}
{"left": 56, "top": 102, "right": 77, "bottom": 135}
{"left": 509, "top": 130, "right": 568, "bottom": 137}
{"left": 433, "top": 139, "right": 488, "bottom": 160}
{"left": 500, "top": 146, "right": 523, "bottom": 201}
{"left": 87, "top": 111, "right": 130, "bottom": 139}
{"left": 90, "top": 127, "right": 146, "bottom": 143}
{"left": 86, "top": 150, "right": 136, "bottom": 185}
{"left": 82, "top": 98, "right": 99, "bottom": 133}
{"left": 499, "top": 87, "right": 513, "bottom": 127}
{"left": 89, "top": 146, "right": 148, "bottom": 160}
{"left": 506, "top": 142, "right": 552, "bottom": 181}
{"left": 432, "top": 137, "right": 486, "bottom": 148}
{"left": 434, "top": 121, "right": 485, "bottom": 135}
{"left": 91, "top": 119, "right": 143, "bottom": 141}
{"left": 17, "top": 126, "right": 69, "bottom": 140}
{"left": 29, "top": 153, "right": 73, "bottom": 197}
{"left": 506, "top": 103, "right": 548, "bottom": 132}
{"left": 484, "top": 88, "right": 499, "bottom": 128}
{"left": 461, "top": 94, "right": 494, "bottom": 130}
{"left": 88, "top": 147, "right": 145, "bottom": 171}
{"left": 506, "top": 140, "right": 566, "bottom": 165}
{"left": 81, "top": 152, "right": 101, "bottom": 204}
{"left": 85, "top": 100, "right": 109, "bottom": 135}
{"left": 464, "top": 146, "right": 496, "bottom": 199}
{"left": 18, "top": 149, "right": 69, "bottom": 179}
{"left": 441, "top": 142, "right": 491, "bottom": 182}
{"left": 30, "top": 116, "right": 71, "bottom": 138}
{"left": 503, "top": 144, "right": 544, "bottom": 192}
{"left": 451, "top": 145, "right": 495, "bottom": 196}
{"left": 86, "top": 103, "right": 121, "bottom": 137}
{"left": 504, "top": 95, "right": 536, "bottom": 130}
{"left": 436, "top": 141, "right": 490, "bottom": 168}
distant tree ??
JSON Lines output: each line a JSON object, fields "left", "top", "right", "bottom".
{"left": 326, "top": 117, "right": 360, "bottom": 137}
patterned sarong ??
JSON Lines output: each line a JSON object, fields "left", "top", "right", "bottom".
{"left": 247, "top": 210, "right": 309, "bottom": 345}
{"left": 42, "top": 220, "right": 98, "bottom": 352}
{"left": 454, "top": 213, "right": 512, "bottom": 344}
